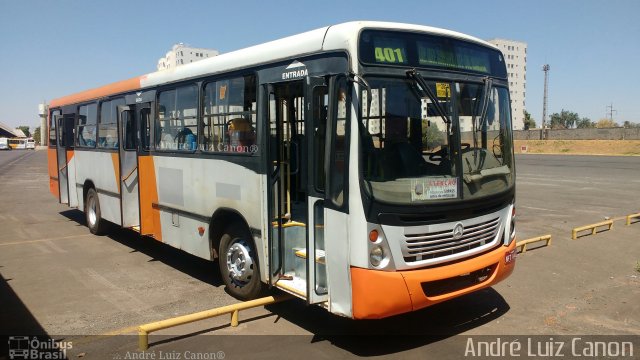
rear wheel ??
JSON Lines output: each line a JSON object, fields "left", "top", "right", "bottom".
{"left": 219, "top": 222, "right": 263, "bottom": 300}
{"left": 85, "top": 188, "right": 108, "bottom": 235}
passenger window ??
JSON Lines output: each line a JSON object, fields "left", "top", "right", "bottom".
{"left": 77, "top": 103, "right": 97, "bottom": 147}
{"left": 98, "top": 98, "right": 123, "bottom": 149}
{"left": 202, "top": 75, "right": 256, "bottom": 153}
{"left": 157, "top": 85, "right": 198, "bottom": 151}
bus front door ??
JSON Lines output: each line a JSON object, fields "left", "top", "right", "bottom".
{"left": 266, "top": 78, "right": 329, "bottom": 304}
{"left": 266, "top": 80, "right": 309, "bottom": 298}
{"left": 118, "top": 105, "right": 140, "bottom": 228}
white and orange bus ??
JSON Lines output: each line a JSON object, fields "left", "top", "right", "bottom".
{"left": 8, "top": 138, "right": 35, "bottom": 150}
{"left": 48, "top": 21, "right": 517, "bottom": 319}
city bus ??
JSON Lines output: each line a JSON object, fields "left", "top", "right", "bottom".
{"left": 47, "top": 21, "right": 516, "bottom": 319}
{"left": 8, "top": 138, "right": 34, "bottom": 150}
{"left": 0, "top": 137, "right": 8, "bottom": 150}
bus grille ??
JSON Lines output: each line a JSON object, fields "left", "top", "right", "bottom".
{"left": 402, "top": 217, "right": 501, "bottom": 262}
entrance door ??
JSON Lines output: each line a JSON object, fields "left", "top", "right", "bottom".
{"left": 266, "top": 78, "right": 329, "bottom": 303}
{"left": 305, "top": 77, "right": 329, "bottom": 304}
{"left": 118, "top": 105, "right": 140, "bottom": 228}
{"left": 267, "top": 80, "right": 308, "bottom": 296}
{"left": 56, "top": 114, "right": 73, "bottom": 204}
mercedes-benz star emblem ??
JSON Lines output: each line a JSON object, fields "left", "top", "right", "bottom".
{"left": 453, "top": 223, "right": 464, "bottom": 239}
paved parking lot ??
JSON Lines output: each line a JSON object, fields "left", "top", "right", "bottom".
{"left": 0, "top": 150, "right": 638, "bottom": 358}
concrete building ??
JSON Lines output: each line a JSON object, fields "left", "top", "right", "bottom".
{"left": 157, "top": 43, "right": 219, "bottom": 71}
{"left": 487, "top": 39, "right": 527, "bottom": 130}
{"left": 0, "top": 121, "right": 22, "bottom": 138}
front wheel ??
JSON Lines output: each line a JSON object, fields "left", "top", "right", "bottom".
{"left": 219, "top": 222, "right": 263, "bottom": 300}
{"left": 85, "top": 188, "right": 109, "bottom": 235}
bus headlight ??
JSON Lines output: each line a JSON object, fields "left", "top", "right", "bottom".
{"left": 507, "top": 204, "right": 516, "bottom": 245}
{"left": 504, "top": 203, "right": 516, "bottom": 246}
{"left": 370, "top": 245, "right": 385, "bottom": 267}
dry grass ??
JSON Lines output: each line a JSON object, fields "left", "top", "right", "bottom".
{"left": 515, "top": 140, "right": 640, "bottom": 156}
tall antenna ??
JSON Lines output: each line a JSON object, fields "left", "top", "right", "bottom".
{"left": 606, "top": 103, "right": 617, "bottom": 120}
{"left": 541, "top": 64, "right": 550, "bottom": 139}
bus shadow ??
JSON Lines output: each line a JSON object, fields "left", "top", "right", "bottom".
{"left": 0, "top": 271, "right": 65, "bottom": 358}
{"left": 0, "top": 271, "right": 48, "bottom": 336}
{"left": 265, "top": 287, "right": 510, "bottom": 356}
{"left": 58, "top": 209, "right": 223, "bottom": 288}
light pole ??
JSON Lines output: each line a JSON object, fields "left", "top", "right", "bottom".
{"left": 541, "top": 64, "right": 550, "bottom": 140}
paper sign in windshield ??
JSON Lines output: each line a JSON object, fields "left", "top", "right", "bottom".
{"left": 412, "top": 177, "right": 458, "bottom": 201}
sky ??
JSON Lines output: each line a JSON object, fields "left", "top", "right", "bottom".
{"left": 1, "top": 0, "right": 639, "bottom": 130}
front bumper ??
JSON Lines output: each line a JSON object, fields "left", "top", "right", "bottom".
{"left": 350, "top": 240, "right": 517, "bottom": 319}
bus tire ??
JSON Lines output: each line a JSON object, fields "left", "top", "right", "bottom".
{"left": 85, "top": 188, "right": 108, "bottom": 235}
{"left": 219, "top": 222, "right": 262, "bottom": 300}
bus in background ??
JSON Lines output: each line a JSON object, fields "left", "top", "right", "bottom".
{"left": 0, "top": 137, "right": 8, "bottom": 150}
{"left": 8, "top": 138, "right": 28, "bottom": 150}
{"left": 26, "top": 138, "right": 36, "bottom": 149}
{"left": 47, "top": 21, "right": 516, "bottom": 319}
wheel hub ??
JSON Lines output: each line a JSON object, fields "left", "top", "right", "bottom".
{"left": 226, "top": 240, "right": 254, "bottom": 284}
{"left": 87, "top": 196, "right": 97, "bottom": 226}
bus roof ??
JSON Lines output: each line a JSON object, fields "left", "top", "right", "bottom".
{"left": 50, "top": 21, "right": 497, "bottom": 108}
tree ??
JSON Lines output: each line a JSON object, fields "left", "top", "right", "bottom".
{"left": 623, "top": 121, "right": 640, "bottom": 128}
{"left": 575, "top": 117, "right": 595, "bottom": 129}
{"left": 595, "top": 118, "right": 618, "bottom": 128}
{"left": 523, "top": 110, "right": 536, "bottom": 130}
{"left": 32, "top": 126, "right": 41, "bottom": 145}
{"left": 549, "top": 110, "right": 579, "bottom": 129}
{"left": 17, "top": 125, "right": 31, "bottom": 138}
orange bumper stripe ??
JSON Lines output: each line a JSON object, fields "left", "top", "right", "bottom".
{"left": 351, "top": 241, "right": 517, "bottom": 319}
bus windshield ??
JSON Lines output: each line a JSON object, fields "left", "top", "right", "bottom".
{"left": 360, "top": 76, "right": 514, "bottom": 205}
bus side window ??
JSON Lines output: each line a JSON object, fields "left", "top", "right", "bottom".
{"left": 77, "top": 103, "right": 97, "bottom": 148}
{"left": 98, "top": 99, "right": 123, "bottom": 149}
{"left": 202, "top": 74, "right": 256, "bottom": 153}
{"left": 157, "top": 85, "right": 198, "bottom": 151}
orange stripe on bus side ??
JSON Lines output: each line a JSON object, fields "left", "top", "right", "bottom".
{"left": 111, "top": 153, "right": 120, "bottom": 193}
{"left": 138, "top": 156, "right": 162, "bottom": 241}
{"left": 66, "top": 150, "right": 74, "bottom": 163}
{"left": 47, "top": 148, "right": 59, "bottom": 198}
{"left": 50, "top": 76, "right": 143, "bottom": 108}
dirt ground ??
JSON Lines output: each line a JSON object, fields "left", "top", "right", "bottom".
{"left": 514, "top": 140, "right": 640, "bottom": 156}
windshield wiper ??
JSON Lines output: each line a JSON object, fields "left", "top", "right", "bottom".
{"left": 468, "top": 76, "right": 494, "bottom": 171}
{"left": 406, "top": 69, "right": 451, "bottom": 125}
{"left": 477, "top": 76, "right": 493, "bottom": 130}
